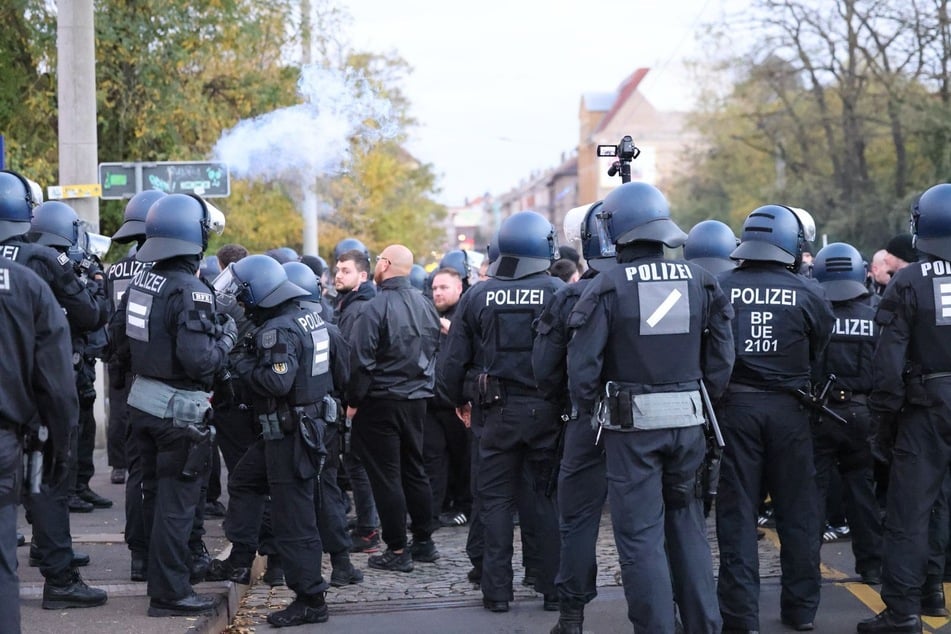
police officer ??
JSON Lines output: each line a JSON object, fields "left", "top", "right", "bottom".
{"left": 0, "top": 170, "right": 108, "bottom": 608}
{"left": 857, "top": 183, "right": 951, "bottom": 633}
{"left": 684, "top": 219, "right": 739, "bottom": 275}
{"left": 716, "top": 204, "right": 834, "bottom": 632}
{"left": 108, "top": 193, "right": 235, "bottom": 616}
{"left": 810, "top": 243, "right": 883, "bottom": 587}
{"left": 444, "top": 211, "right": 566, "bottom": 612}
{"left": 532, "top": 200, "right": 612, "bottom": 633}
{"left": 107, "top": 190, "right": 166, "bottom": 488}
{"left": 29, "top": 200, "right": 114, "bottom": 512}
{"left": 224, "top": 255, "right": 348, "bottom": 626}
{"left": 283, "top": 260, "right": 364, "bottom": 588}
{"left": 0, "top": 258, "right": 78, "bottom": 633}
{"left": 565, "top": 183, "right": 734, "bottom": 633}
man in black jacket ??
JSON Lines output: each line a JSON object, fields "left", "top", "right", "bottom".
{"left": 347, "top": 244, "right": 442, "bottom": 572}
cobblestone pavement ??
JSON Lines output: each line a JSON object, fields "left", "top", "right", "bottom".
{"left": 225, "top": 507, "right": 783, "bottom": 631}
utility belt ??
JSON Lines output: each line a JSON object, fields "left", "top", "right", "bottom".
{"left": 259, "top": 394, "right": 338, "bottom": 441}
{"left": 476, "top": 374, "right": 540, "bottom": 407}
{"left": 827, "top": 389, "right": 867, "bottom": 404}
{"left": 595, "top": 381, "right": 704, "bottom": 431}
{"left": 726, "top": 383, "right": 775, "bottom": 394}
{"left": 127, "top": 375, "right": 212, "bottom": 428}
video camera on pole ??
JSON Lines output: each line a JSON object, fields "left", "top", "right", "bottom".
{"left": 597, "top": 135, "right": 641, "bottom": 184}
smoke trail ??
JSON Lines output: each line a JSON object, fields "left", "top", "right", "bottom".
{"left": 213, "top": 64, "right": 399, "bottom": 182}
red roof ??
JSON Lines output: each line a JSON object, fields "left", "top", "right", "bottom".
{"left": 593, "top": 67, "right": 650, "bottom": 135}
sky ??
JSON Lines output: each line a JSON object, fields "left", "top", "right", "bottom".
{"left": 342, "top": 0, "right": 738, "bottom": 206}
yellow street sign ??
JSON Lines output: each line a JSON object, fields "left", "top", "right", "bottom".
{"left": 47, "top": 184, "right": 103, "bottom": 199}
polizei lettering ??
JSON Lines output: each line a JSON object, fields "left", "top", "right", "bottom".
{"left": 834, "top": 317, "right": 874, "bottom": 337}
{"left": 730, "top": 287, "right": 797, "bottom": 306}
{"left": 131, "top": 269, "right": 168, "bottom": 294}
{"left": 107, "top": 259, "right": 147, "bottom": 280}
{"left": 296, "top": 311, "right": 324, "bottom": 332}
{"left": 0, "top": 244, "right": 20, "bottom": 261}
{"left": 625, "top": 262, "right": 693, "bottom": 282}
{"left": 485, "top": 288, "right": 545, "bottom": 306}
{"left": 921, "top": 260, "right": 951, "bottom": 277}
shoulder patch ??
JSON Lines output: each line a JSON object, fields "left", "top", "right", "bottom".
{"left": 261, "top": 329, "right": 277, "bottom": 349}
{"left": 192, "top": 291, "right": 213, "bottom": 305}
{"left": 271, "top": 362, "right": 288, "bottom": 375}
{"left": 57, "top": 252, "right": 70, "bottom": 267}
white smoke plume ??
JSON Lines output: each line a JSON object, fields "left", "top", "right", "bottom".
{"left": 213, "top": 64, "right": 399, "bottom": 182}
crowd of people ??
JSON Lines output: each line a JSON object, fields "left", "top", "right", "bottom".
{"left": 3, "top": 166, "right": 951, "bottom": 634}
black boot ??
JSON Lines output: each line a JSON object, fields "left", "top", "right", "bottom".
{"left": 856, "top": 609, "right": 922, "bottom": 633}
{"left": 330, "top": 551, "right": 364, "bottom": 587}
{"left": 266, "top": 593, "right": 329, "bottom": 627}
{"left": 189, "top": 542, "right": 212, "bottom": 584}
{"left": 550, "top": 600, "right": 584, "bottom": 634}
{"left": 263, "top": 554, "right": 286, "bottom": 587}
{"left": 205, "top": 557, "right": 251, "bottom": 585}
{"left": 130, "top": 554, "right": 147, "bottom": 582}
{"left": 148, "top": 592, "right": 218, "bottom": 617}
{"left": 16, "top": 532, "right": 25, "bottom": 547}
{"left": 42, "top": 569, "right": 108, "bottom": 609}
{"left": 922, "top": 576, "right": 948, "bottom": 617}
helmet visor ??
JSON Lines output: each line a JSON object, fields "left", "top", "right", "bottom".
{"left": 562, "top": 204, "right": 589, "bottom": 243}
{"left": 788, "top": 207, "right": 816, "bottom": 242}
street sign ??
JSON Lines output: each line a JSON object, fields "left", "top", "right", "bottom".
{"left": 142, "top": 161, "right": 229, "bottom": 197}
{"left": 98, "top": 161, "right": 230, "bottom": 199}
{"left": 98, "top": 163, "right": 137, "bottom": 199}
{"left": 47, "top": 183, "right": 102, "bottom": 199}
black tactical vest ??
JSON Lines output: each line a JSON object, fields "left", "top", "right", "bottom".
{"left": 106, "top": 255, "right": 150, "bottom": 308}
{"left": 126, "top": 268, "right": 214, "bottom": 381}
{"left": 600, "top": 258, "right": 706, "bottom": 386}
{"left": 262, "top": 306, "right": 333, "bottom": 406}
{"left": 826, "top": 300, "right": 877, "bottom": 393}
{"left": 905, "top": 259, "right": 951, "bottom": 373}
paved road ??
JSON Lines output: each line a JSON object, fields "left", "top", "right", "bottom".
{"left": 15, "top": 448, "right": 951, "bottom": 633}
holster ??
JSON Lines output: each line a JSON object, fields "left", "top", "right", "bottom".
{"left": 294, "top": 409, "right": 327, "bottom": 480}
{"left": 478, "top": 373, "right": 505, "bottom": 407}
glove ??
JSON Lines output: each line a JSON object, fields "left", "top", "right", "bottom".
{"left": 870, "top": 410, "right": 899, "bottom": 465}
{"left": 217, "top": 313, "right": 238, "bottom": 350}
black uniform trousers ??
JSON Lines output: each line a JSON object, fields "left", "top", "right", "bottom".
{"left": 478, "top": 394, "right": 560, "bottom": 602}
{"left": 224, "top": 438, "right": 277, "bottom": 564}
{"left": 555, "top": 417, "right": 607, "bottom": 606}
{"left": 604, "top": 424, "right": 719, "bottom": 634}
{"left": 28, "top": 426, "right": 78, "bottom": 579}
{"left": 74, "top": 402, "right": 97, "bottom": 491}
{"left": 716, "top": 391, "right": 821, "bottom": 630}
{"left": 130, "top": 408, "right": 207, "bottom": 602}
{"left": 0, "top": 428, "right": 21, "bottom": 634}
{"left": 466, "top": 406, "right": 485, "bottom": 567}
{"left": 316, "top": 422, "right": 351, "bottom": 554}
{"left": 812, "top": 399, "right": 882, "bottom": 577}
{"left": 927, "top": 468, "right": 951, "bottom": 582}
{"left": 881, "top": 377, "right": 951, "bottom": 615}
{"left": 352, "top": 398, "right": 434, "bottom": 551}
{"left": 423, "top": 404, "right": 471, "bottom": 521}
{"left": 106, "top": 367, "right": 130, "bottom": 469}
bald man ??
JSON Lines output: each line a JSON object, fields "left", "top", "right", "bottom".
{"left": 346, "top": 244, "right": 443, "bottom": 572}
{"left": 868, "top": 249, "right": 891, "bottom": 296}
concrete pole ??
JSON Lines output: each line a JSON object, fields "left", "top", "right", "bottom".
{"left": 299, "top": 0, "right": 319, "bottom": 256}
{"left": 58, "top": 0, "right": 100, "bottom": 231}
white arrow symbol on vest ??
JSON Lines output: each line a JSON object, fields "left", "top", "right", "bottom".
{"left": 646, "top": 288, "right": 683, "bottom": 328}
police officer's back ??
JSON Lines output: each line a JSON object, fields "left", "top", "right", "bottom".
{"left": 715, "top": 204, "right": 834, "bottom": 632}
{"left": 566, "top": 183, "right": 734, "bottom": 634}
{"left": 858, "top": 184, "right": 951, "bottom": 633}
{"left": 444, "top": 211, "right": 565, "bottom": 613}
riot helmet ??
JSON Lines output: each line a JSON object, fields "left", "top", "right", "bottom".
{"left": 30, "top": 201, "right": 81, "bottom": 249}
{"left": 440, "top": 250, "right": 471, "bottom": 280}
{"left": 300, "top": 254, "right": 327, "bottom": 278}
{"left": 333, "top": 237, "right": 369, "bottom": 261}
{"left": 684, "top": 220, "right": 739, "bottom": 274}
{"left": 227, "top": 254, "right": 308, "bottom": 309}
{"left": 112, "top": 190, "right": 166, "bottom": 243}
{"left": 731, "top": 204, "right": 813, "bottom": 268}
{"left": 283, "top": 261, "right": 321, "bottom": 302}
{"left": 486, "top": 232, "right": 500, "bottom": 264}
{"left": 564, "top": 201, "right": 615, "bottom": 271}
{"left": 488, "top": 210, "right": 558, "bottom": 280}
{"left": 812, "top": 242, "right": 868, "bottom": 301}
{"left": 199, "top": 255, "right": 222, "bottom": 281}
{"left": 912, "top": 183, "right": 951, "bottom": 261}
{"left": 0, "top": 169, "right": 42, "bottom": 242}
{"left": 265, "top": 246, "right": 300, "bottom": 264}
{"left": 408, "top": 264, "right": 427, "bottom": 291}
{"left": 136, "top": 193, "right": 224, "bottom": 262}
{"left": 598, "top": 182, "right": 686, "bottom": 248}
